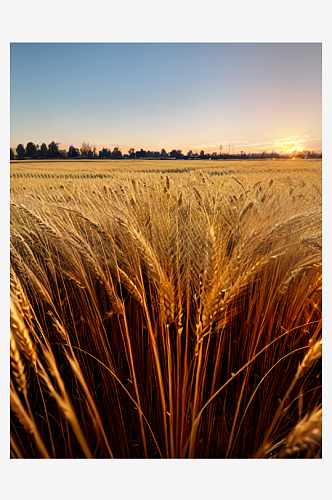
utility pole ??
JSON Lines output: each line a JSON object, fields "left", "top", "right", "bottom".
{"left": 219, "top": 143, "right": 222, "bottom": 156}
{"left": 228, "top": 143, "right": 234, "bottom": 155}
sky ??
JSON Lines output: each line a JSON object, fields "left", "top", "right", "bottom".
{"left": 10, "top": 43, "right": 322, "bottom": 154}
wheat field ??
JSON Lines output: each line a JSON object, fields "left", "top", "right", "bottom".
{"left": 10, "top": 159, "right": 322, "bottom": 458}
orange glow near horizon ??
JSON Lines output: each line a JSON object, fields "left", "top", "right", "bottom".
{"left": 10, "top": 135, "right": 322, "bottom": 156}
{"left": 269, "top": 136, "right": 318, "bottom": 155}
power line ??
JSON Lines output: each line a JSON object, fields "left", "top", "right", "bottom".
{"left": 228, "top": 142, "right": 234, "bottom": 155}
{"left": 107, "top": 144, "right": 133, "bottom": 149}
{"left": 220, "top": 142, "right": 235, "bottom": 155}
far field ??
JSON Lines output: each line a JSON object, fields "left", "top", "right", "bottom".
{"left": 10, "top": 157, "right": 322, "bottom": 180}
{"left": 10, "top": 158, "right": 322, "bottom": 212}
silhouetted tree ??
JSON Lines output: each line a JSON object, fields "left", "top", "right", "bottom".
{"left": 136, "top": 149, "right": 146, "bottom": 158}
{"left": 187, "top": 150, "right": 193, "bottom": 157}
{"left": 128, "top": 148, "right": 135, "bottom": 158}
{"left": 99, "top": 148, "right": 111, "bottom": 158}
{"left": 48, "top": 141, "right": 60, "bottom": 158}
{"left": 68, "top": 145, "right": 80, "bottom": 158}
{"left": 10, "top": 148, "right": 15, "bottom": 160}
{"left": 170, "top": 149, "right": 183, "bottom": 159}
{"left": 161, "top": 149, "right": 167, "bottom": 157}
{"left": 39, "top": 143, "right": 47, "bottom": 158}
{"left": 26, "top": 142, "right": 37, "bottom": 158}
{"left": 112, "top": 147, "right": 122, "bottom": 158}
{"left": 80, "top": 142, "right": 91, "bottom": 157}
{"left": 16, "top": 144, "right": 25, "bottom": 159}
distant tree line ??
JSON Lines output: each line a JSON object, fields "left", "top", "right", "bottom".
{"left": 10, "top": 141, "right": 322, "bottom": 160}
{"left": 11, "top": 141, "right": 65, "bottom": 160}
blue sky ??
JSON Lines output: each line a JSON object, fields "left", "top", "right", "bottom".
{"left": 10, "top": 43, "right": 322, "bottom": 154}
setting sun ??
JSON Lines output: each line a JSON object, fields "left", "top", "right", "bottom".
{"left": 271, "top": 137, "right": 308, "bottom": 155}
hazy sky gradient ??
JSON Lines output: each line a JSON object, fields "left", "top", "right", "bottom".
{"left": 10, "top": 43, "right": 322, "bottom": 154}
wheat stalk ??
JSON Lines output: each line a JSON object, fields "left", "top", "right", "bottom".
{"left": 37, "top": 353, "right": 93, "bottom": 458}
{"left": 10, "top": 383, "right": 50, "bottom": 458}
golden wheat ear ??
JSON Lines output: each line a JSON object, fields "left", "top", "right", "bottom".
{"left": 10, "top": 329, "right": 28, "bottom": 399}
{"left": 280, "top": 407, "right": 322, "bottom": 458}
{"left": 295, "top": 338, "right": 322, "bottom": 379}
{"left": 10, "top": 298, "right": 37, "bottom": 367}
